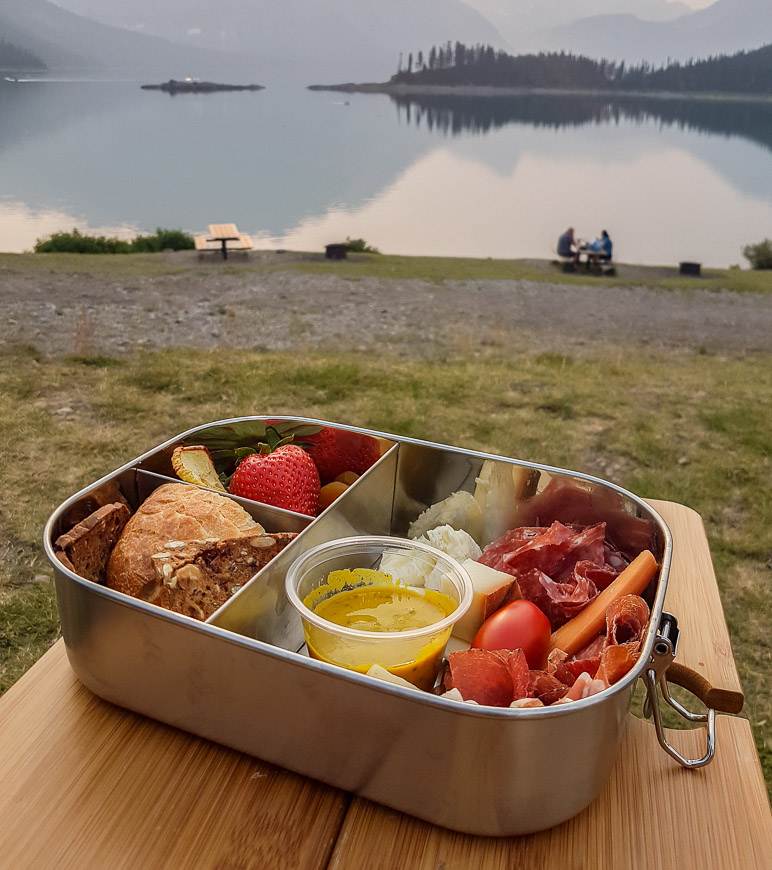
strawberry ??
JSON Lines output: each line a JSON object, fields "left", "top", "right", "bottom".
{"left": 229, "top": 438, "right": 320, "bottom": 515}
{"left": 303, "top": 427, "right": 382, "bottom": 481}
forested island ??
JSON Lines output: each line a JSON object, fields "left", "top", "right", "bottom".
{"left": 310, "top": 42, "right": 772, "bottom": 100}
{"left": 141, "top": 80, "right": 264, "bottom": 95}
{"left": 0, "top": 40, "right": 46, "bottom": 72}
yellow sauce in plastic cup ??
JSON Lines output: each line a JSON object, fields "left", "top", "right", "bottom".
{"left": 286, "top": 538, "right": 472, "bottom": 690}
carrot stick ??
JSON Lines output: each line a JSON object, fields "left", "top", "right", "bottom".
{"left": 550, "top": 550, "right": 658, "bottom": 656}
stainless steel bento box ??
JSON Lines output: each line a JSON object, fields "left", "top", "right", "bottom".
{"left": 44, "top": 417, "right": 733, "bottom": 836}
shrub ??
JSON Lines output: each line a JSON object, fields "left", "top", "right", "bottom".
{"left": 743, "top": 239, "right": 772, "bottom": 270}
{"left": 132, "top": 228, "right": 195, "bottom": 252}
{"left": 35, "top": 229, "right": 132, "bottom": 254}
{"left": 35, "top": 228, "right": 195, "bottom": 254}
{"left": 346, "top": 237, "right": 380, "bottom": 254}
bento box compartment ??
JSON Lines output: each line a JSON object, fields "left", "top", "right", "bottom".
{"left": 208, "top": 445, "right": 400, "bottom": 649}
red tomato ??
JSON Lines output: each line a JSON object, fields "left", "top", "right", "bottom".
{"left": 472, "top": 600, "right": 551, "bottom": 669}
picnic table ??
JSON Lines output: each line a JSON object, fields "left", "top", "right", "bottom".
{"left": 0, "top": 500, "right": 769, "bottom": 869}
{"left": 196, "top": 224, "right": 253, "bottom": 260}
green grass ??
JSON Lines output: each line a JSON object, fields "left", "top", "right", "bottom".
{"left": 0, "top": 345, "right": 770, "bottom": 792}
{"left": 2, "top": 251, "right": 770, "bottom": 293}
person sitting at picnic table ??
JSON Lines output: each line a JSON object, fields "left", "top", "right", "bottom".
{"left": 586, "top": 229, "right": 613, "bottom": 262}
{"left": 557, "top": 226, "right": 579, "bottom": 262}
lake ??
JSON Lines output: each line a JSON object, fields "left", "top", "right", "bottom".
{"left": 1, "top": 79, "right": 771, "bottom": 267}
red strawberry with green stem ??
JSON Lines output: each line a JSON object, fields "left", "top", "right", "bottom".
{"left": 303, "top": 427, "right": 382, "bottom": 482}
{"left": 229, "top": 428, "right": 320, "bottom": 515}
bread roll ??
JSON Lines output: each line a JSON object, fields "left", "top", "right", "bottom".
{"left": 106, "top": 483, "right": 261, "bottom": 603}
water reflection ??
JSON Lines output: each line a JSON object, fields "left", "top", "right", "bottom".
{"left": 0, "top": 81, "right": 770, "bottom": 265}
{"left": 393, "top": 93, "right": 772, "bottom": 154}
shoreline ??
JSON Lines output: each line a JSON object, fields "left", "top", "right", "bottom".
{"left": 308, "top": 82, "right": 772, "bottom": 105}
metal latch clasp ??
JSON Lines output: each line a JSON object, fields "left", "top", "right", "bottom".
{"left": 643, "top": 612, "right": 716, "bottom": 769}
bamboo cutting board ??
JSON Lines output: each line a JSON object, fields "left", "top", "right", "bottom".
{"left": 0, "top": 501, "right": 769, "bottom": 869}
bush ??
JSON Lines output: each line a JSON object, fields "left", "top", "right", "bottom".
{"left": 346, "top": 237, "right": 380, "bottom": 254}
{"left": 743, "top": 239, "right": 772, "bottom": 270}
{"left": 132, "top": 228, "right": 195, "bottom": 252}
{"left": 35, "top": 229, "right": 132, "bottom": 254}
{"left": 34, "top": 228, "right": 195, "bottom": 254}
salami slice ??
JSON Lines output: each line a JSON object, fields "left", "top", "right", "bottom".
{"left": 491, "top": 648, "right": 530, "bottom": 701}
{"left": 444, "top": 650, "right": 514, "bottom": 707}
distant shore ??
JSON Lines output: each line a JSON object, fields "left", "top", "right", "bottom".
{"left": 308, "top": 82, "right": 772, "bottom": 104}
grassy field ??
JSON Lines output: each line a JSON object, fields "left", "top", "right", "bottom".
{"left": 0, "top": 343, "right": 769, "bottom": 791}
{"left": 1, "top": 250, "right": 770, "bottom": 293}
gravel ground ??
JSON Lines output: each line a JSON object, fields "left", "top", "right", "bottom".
{"left": 2, "top": 262, "right": 771, "bottom": 357}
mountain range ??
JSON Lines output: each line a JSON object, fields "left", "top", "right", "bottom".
{"left": 0, "top": 0, "right": 235, "bottom": 75}
{"left": 534, "top": 0, "right": 772, "bottom": 63}
{"left": 2, "top": 0, "right": 772, "bottom": 78}
{"left": 45, "top": 0, "right": 503, "bottom": 80}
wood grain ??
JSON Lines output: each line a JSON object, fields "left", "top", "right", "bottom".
{"left": 329, "top": 500, "right": 771, "bottom": 870}
{"left": 0, "top": 501, "right": 768, "bottom": 870}
{"left": 0, "top": 645, "right": 348, "bottom": 870}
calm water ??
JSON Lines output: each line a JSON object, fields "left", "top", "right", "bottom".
{"left": 1, "top": 79, "right": 772, "bottom": 266}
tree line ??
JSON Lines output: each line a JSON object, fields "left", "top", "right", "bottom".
{"left": 0, "top": 40, "right": 46, "bottom": 71}
{"left": 392, "top": 42, "right": 772, "bottom": 95}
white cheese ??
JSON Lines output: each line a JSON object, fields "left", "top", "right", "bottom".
{"left": 408, "top": 491, "right": 484, "bottom": 544}
{"left": 452, "top": 559, "right": 516, "bottom": 643}
{"left": 366, "top": 664, "right": 420, "bottom": 691}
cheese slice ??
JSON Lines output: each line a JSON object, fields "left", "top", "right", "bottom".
{"left": 452, "top": 559, "right": 516, "bottom": 643}
{"left": 366, "top": 664, "right": 420, "bottom": 691}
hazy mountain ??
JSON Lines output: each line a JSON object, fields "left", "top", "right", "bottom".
{"left": 468, "top": 0, "right": 690, "bottom": 47}
{"left": 536, "top": 0, "right": 772, "bottom": 63}
{"left": 0, "top": 0, "right": 240, "bottom": 75}
{"left": 0, "top": 38, "right": 47, "bottom": 70}
{"left": 52, "top": 0, "right": 505, "bottom": 81}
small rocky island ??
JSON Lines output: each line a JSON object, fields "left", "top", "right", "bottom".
{"left": 141, "top": 79, "right": 264, "bottom": 94}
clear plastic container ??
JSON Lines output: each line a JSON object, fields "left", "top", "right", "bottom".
{"left": 285, "top": 536, "right": 473, "bottom": 689}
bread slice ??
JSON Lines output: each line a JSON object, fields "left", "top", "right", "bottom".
{"left": 106, "top": 483, "right": 261, "bottom": 601}
{"left": 55, "top": 502, "right": 132, "bottom": 582}
{"left": 144, "top": 531, "right": 298, "bottom": 620}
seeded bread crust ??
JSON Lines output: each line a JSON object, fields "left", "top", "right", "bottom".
{"left": 55, "top": 502, "right": 132, "bottom": 583}
{"left": 147, "top": 532, "right": 297, "bottom": 620}
{"left": 106, "top": 483, "right": 261, "bottom": 602}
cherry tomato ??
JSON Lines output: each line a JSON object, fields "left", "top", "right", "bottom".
{"left": 472, "top": 600, "right": 551, "bottom": 669}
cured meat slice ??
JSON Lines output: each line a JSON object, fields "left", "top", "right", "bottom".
{"left": 566, "top": 523, "right": 607, "bottom": 568}
{"left": 480, "top": 522, "right": 575, "bottom": 576}
{"left": 491, "top": 649, "right": 530, "bottom": 700}
{"left": 595, "top": 594, "right": 651, "bottom": 685}
{"left": 554, "top": 633, "right": 605, "bottom": 682}
{"left": 480, "top": 522, "right": 609, "bottom": 586}
{"left": 605, "top": 594, "right": 650, "bottom": 647}
{"left": 527, "top": 670, "right": 569, "bottom": 706}
{"left": 569, "top": 559, "right": 619, "bottom": 591}
{"left": 518, "top": 566, "right": 598, "bottom": 629}
{"left": 444, "top": 650, "right": 514, "bottom": 707}
{"left": 596, "top": 644, "right": 640, "bottom": 686}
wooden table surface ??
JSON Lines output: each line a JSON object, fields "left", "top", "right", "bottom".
{"left": 1, "top": 501, "right": 770, "bottom": 869}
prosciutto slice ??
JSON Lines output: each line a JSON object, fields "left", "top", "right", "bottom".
{"left": 595, "top": 595, "right": 651, "bottom": 686}
{"left": 517, "top": 566, "right": 598, "bottom": 629}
